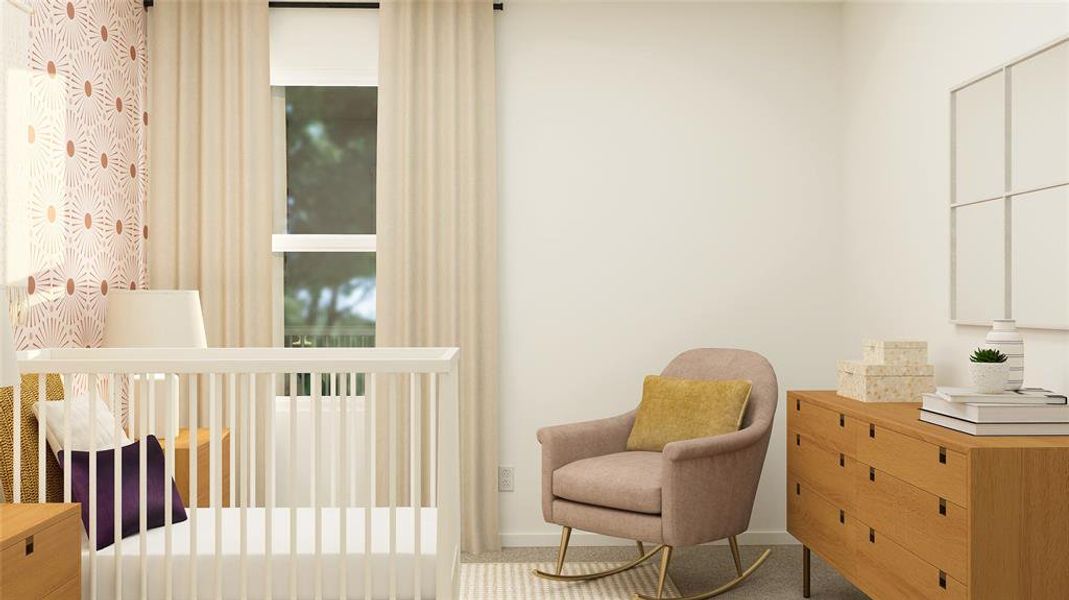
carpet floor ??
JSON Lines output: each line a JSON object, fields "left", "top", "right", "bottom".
{"left": 463, "top": 545, "right": 869, "bottom": 599}
{"left": 461, "top": 562, "right": 680, "bottom": 599}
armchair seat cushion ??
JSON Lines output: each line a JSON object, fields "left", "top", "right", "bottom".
{"left": 552, "top": 451, "right": 662, "bottom": 514}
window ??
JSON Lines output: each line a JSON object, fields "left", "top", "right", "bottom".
{"left": 273, "top": 86, "right": 377, "bottom": 349}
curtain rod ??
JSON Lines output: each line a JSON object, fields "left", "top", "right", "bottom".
{"left": 143, "top": 1, "right": 503, "bottom": 9}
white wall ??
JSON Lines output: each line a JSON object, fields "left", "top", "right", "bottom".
{"left": 496, "top": 1, "right": 848, "bottom": 546}
{"left": 840, "top": 3, "right": 1069, "bottom": 399}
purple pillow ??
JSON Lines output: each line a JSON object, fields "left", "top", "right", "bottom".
{"left": 59, "top": 435, "right": 188, "bottom": 550}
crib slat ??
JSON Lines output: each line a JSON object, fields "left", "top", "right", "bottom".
{"left": 364, "top": 373, "right": 376, "bottom": 600}
{"left": 38, "top": 375, "right": 46, "bottom": 502}
{"left": 289, "top": 373, "right": 298, "bottom": 600}
{"left": 140, "top": 375, "right": 149, "bottom": 600}
{"left": 329, "top": 372, "right": 337, "bottom": 508}
{"left": 250, "top": 374, "right": 257, "bottom": 508}
{"left": 188, "top": 375, "right": 199, "bottom": 600}
{"left": 240, "top": 374, "right": 249, "bottom": 600}
{"left": 148, "top": 376, "right": 156, "bottom": 437}
{"left": 229, "top": 374, "right": 237, "bottom": 515}
{"left": 339, "top": 373, "right": 349, "bottom": 600}
{"left": 411, "top": 372, "right": 422, "bottom": 600}
{"left": 12, "top": 380, "right": 19, "bottom": 502}
{"left": 389, "top": 374, "right": 398, "bottom": 600}
{"left": 265, "top": 372, "right": 276, "bottom": 600}
{"left": 128, "top": 374, "right": 136, "bottom": 439}
{"left": 211, "top": 373, "right": 223, "bottom": 600}
{"left": 113, "top": 375, "right": 123, "bottom": 600}
{"left": 89, "top": 373, "right": 98, "bottom": 600}
{"left": 63, "top": 374, "right": 71, "bottom": 502}
{"left": 313, "top": 371, "right": 323, "bottom": 600}
{"left": 350, "top": 374, "right": 359, "bottom": 503}
{"left": 165, "top": 374, "right": 176, "bottom": 600}
{"left": 429, "top": 374, "right": 437, "bottom": 507}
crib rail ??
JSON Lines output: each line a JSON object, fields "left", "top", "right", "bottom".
{"left": 7, "top": 347, "right": 461, "bottom": 600}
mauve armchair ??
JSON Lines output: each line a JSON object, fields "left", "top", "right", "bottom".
{"left": 532, "top": 348, "right": 778, "bottom": 600}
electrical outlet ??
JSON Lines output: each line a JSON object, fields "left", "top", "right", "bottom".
{"left": 498, "top": 466, "right": 515, "bottom": 492}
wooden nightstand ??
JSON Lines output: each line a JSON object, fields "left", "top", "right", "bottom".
{"left": 160, "top": 427, "right": 230, "bottom": 508}
{"left": 0, "top": 503, "right": 81, "bottom": 599}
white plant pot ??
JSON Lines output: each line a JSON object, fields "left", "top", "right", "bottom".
{"left": 969, "top": 362, "right": 1010, "bottom": 394}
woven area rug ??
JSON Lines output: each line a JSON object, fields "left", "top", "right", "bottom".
{"left": 460, "top": 562, "right": 680, "bottom": 599}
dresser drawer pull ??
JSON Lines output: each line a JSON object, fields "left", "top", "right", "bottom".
{"left": 796, "top": 434, "right": 801, "bottom": 446}
{"left": 839, "top": 509, "right": 845, "bottom": 524}
{"left": 839, "top": 413, "right": 845, "bottom": 427}
{"left": 869, "top": 467, "right": 876, "bottom": 482}
{"left": 839, "top": 453, "right": 845, "bottom": 467}
{"left": 24, "top": 535, "right": 34, "bottom": 556}
{"left": 869, "top": 423, "right": 876, "bottom": 438}
{"left": 796, "top": 398, "right": 801, "bottom": 411}
{"left": 796, "top": 482, "right": 801, "bottom": 496}
{"left": 939, "top": 497, "right": 947, "bottom": 516}
{"left": 939, "top": 570, "right": 947, "bottom": 589}
{"left": 939, "top": 446, "right": 947, "bottom": 464}
{"left": 868, "top": 528, "right": 875, "bottom": 543}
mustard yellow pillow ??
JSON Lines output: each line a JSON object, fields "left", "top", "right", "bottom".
{"left": 625, "top": 376, "right": 752, "bottom": 452}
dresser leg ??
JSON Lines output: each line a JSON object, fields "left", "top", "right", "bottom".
{"left": 802, "top": 545, "right": 811, "bottom": 598}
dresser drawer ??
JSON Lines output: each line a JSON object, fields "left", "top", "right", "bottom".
{"left": 789, "top": 395, "right": 861, "bottom": 456}
{"left": 0, "top": 513, "right": 80, "bottom": 600}
{"left": 43, "top": 577, "right": 79, "bottom": 600}
{"left": 858, "top": 422, "right": 968, "bottom": 507}
{"left": 853, "top": 519, "right": 967, "bottom": 600}
{"left": 787, "top": 476, "right": 854, "bottom": 578}
{"left": 788, "top": 428, "right": 858, "bottom": 510}
{"left": 856, "top": 464, "right": 968, "bottom": 582}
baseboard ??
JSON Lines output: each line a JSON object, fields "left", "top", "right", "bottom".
{"left": 500, "top": 530, "right": 797, "bottom": 547}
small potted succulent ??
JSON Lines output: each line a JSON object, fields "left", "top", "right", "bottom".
{"left": 969, "top": 347, "right": 1009, "bottom": 394}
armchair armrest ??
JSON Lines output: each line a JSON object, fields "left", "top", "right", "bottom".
{"left": 660, "top": 422, "right": 773, "bottom": 546}
{"left": 537, "top": 410, "right": 636, "bottom": 522}
{"left": 661, "top": 423, "right": 765, "bottom": 463}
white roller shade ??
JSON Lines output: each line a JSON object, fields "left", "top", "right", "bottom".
{"left": 269, "top": 7, "right": 378, "bottom": 87}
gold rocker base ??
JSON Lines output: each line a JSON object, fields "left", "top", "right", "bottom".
{"left": 531, "top": 526, "right": 771, "bottom": 600}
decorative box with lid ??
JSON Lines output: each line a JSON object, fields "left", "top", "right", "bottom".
{"left": 838, "top": 340, "right": 934, "bottom": 402}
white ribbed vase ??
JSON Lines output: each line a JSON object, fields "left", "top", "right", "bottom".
{"left": 985, "top": 319, "right": 1024, "bottom": 390}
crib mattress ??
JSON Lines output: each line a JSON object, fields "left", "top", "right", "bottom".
{"left": 81, "top": 507, "right": 438, "bottom": 600}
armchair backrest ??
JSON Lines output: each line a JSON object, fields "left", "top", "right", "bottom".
{"left": 658, "top": 348, "right": 779, "bottom": 544}
{"left": 660, "top": 348, "right": 778, "bottom": 434}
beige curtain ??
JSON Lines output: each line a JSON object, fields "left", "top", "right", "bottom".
{"left": 146, "top": 0, "right": 273, "bottom": 349}
{"left": 377, "top": 0, "right": 500, "bottom": 553}
{"left": 147, "top": 0, "right": 273, "bottom": 504}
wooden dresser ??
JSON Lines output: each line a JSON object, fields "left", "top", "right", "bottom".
{"left": 161, "top": 427, "right": 231, "bottom": 507}
{"left": 787, "top": 390, "right": 1069, "bottom": 600}
{"left": 0, "top": 503, "right": 81, "bottom": 599}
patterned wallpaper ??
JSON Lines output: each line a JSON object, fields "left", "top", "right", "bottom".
{"left": 15, "top": 0, "right": 148, "bottom": 350}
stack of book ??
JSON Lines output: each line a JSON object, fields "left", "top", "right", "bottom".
{"left": 920, "top": 387, "right": 1069, "bottom": 436}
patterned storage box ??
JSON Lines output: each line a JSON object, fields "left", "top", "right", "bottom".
{"left": 837, "top": 361, "right": 935, "bottom": 403}
{"left": 862, "top": 340, "right": 928, "bottom": 366}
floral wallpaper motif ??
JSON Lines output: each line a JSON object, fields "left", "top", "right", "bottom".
{"left": 16, "top": 0, "right": 148, "bottom": 350}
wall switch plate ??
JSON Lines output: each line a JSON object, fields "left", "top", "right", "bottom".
{"left": 498, "top": 466, "right": 515, "bottom": 492}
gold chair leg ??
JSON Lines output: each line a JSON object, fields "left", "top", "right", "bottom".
{"left": 555, "top": 526, "right": 572, "bottom": 575}
{"left": 633, "top": 547, "right": 773, "bottom": 600}
{"left": 532, "top": 537, "right": 666, "bottom": 583}
{"left": 636, "top": 540, "right": 646, "bottom": 558}
{"left": 655, "top": 545, "right": 673, "bottom": 599}
{"left": 728, "top": 536, "right": 743, "bottom": 576}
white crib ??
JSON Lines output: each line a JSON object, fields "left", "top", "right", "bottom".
{"left": 7, "top": 347, "right": 461, "bottom": 600}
